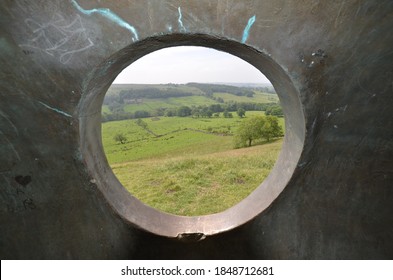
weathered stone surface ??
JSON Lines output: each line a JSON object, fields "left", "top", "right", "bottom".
{"left": 0, "top": 0, "right": 392, "bottom": 259}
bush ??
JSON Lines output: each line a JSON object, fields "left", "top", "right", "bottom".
{"left": 114, "top": 133, "right": 127, "bottom": 144}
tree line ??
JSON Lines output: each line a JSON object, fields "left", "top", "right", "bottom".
{"left": 102, "top": 102, "right": 282, "bottom": 122}
{"left": 103, "top": 84, "right": 265, "bottom": 106}
{"left": 187, "top": 83, "right": 255, "bottom": 97}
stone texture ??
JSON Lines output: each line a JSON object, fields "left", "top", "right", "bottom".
{"left": 0, "top": 0, "right": 392, "bottom": 259}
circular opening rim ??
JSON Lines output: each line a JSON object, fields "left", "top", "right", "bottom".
{"left": 78, "top": 33, "right": 305, "bottom": 239}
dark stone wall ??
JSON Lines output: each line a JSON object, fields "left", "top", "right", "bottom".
{"left": 1, "top": 0, "right": 392, "bottom": 259}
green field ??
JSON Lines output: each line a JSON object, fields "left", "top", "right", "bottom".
{"left": 102, "top": 83, "right": 279, "bottom": 117}
{"left": 111, "top": 140, "right": 282, "bottom": 216}
{"left": 102, "top": 113, "right": 284, "bottom": 215}
{"left": 123, "top": 95, "right": 217, "bottom": 113}
{"left": 120, "top": 92, "right": 276, "bottom": 115}
{"left": 212, "top": 91, "right": 278, "bottom": 103}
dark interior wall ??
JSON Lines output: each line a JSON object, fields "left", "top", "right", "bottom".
{"left": 1, "top": 0, "right": 392, "bottom": 259}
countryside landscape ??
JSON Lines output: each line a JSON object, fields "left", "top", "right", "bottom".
{"left": 101, "top": 83, "right": 284, "bottom": 216}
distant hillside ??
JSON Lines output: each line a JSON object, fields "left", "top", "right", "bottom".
{"left": 107, "top": 83, "right": 275, "bottom": 96}
{"left": 102, "top": 83, "right": 281, "bottom": 122}
{"left": 106, "top": 83, "right": 205, "bottom": 97}
{"left": 211, "top": 82, "right": 275, "bottom": 91}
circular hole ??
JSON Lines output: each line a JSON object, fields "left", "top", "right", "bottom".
{"left": 101, "top": 46, "right": 285, "bottom": 217}
{"left": 78, "top": 34, "right": 305, "bottom": 239}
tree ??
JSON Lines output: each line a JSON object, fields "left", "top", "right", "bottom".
{"left": 134, "top": 110, "right": 150, "bottom": 118}
{"left": 234, "top": 115, "right": 283, "bottom": 148}
{"left": 209, "top": 104, "right": 222, "bottom": 113}
{"left": 235, "top": 116, "right": 265, "bottom": 147}
{"left": 216, "top": 97, "right": 224, "bottom": 103}
{"left": 223, "top": 109, "right": 232, "bottom": 118}
{"left": 191, "top": 108, "right": 201, "bottom": 118}
{"left": 261, "top": 115, "right": 283, "bottom": 142}
{"left": 135, "top": 118, "right": 148, "bottom": 129}
{"left": 177, "top": 106, "right": 192, "bottom": 117}
{"left": 265, "top": 105, "right": 283, "bottom": 117}
{"left": 114, "top": 133, "right": 127, "bottom": 144}
{"left": 165, "top": 108, "right": 176, "bottom": 117}
{"left": 205, "top": 109, "right": 213, "bottom": 118}
{"left": 108, "top": 101, "right": 123, "bottom": 113}
{"left": 237, "top": 108, "right": 246, "bottom": 118}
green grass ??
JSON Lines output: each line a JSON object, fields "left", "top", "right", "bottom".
{"left": 102, "top": 112, "right": 279, "bottom": 163}
{"left": 101, "top": 113, "right": 284, "bottom": 216}
{"left": 111, "top": 140, "right": 282, "bottom": 216}
{"left": 213, "top": 91, "right": 278, "bottom": 103}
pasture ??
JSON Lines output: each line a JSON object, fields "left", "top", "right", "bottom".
{"left": 102, "top": 113, "right": 284, "bottom": 215}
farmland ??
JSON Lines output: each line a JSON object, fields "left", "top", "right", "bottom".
{"left": 101, "top": 83, "right": 284, "bottom": 216}
{"left": 101, "top": 83, "right": 280, "bottom": 122}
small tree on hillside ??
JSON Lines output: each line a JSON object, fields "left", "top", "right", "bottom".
{"left": 265, "top": 105, "right": 283, "bottom": 117}
{"left": 234, "top": 115, "right": 283, "bottom": 148}
{"left": 114, "top": 133, "right": 127, "bottom": 144}
{"left": 234, "top": 115, "right": 265, "bottom": 147}
{"left": 261, "top": 115, "right": 283, "bottom": 142}
{"left": 191, "top": 108, "right": 201, "bottom": 118}
{"left": 223, "top": 110, "right": 233, "bottom": 118}
{"left": 237, "top": 108, "right": 246, "bottom": 118}
{"left": 177, "top": 106, "right": 192, "bottom": 117}
{"left": 135, "top": 118, "right": 148, "bottom": 129}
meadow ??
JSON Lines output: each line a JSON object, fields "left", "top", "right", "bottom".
{"left": 119, "top": 91, "right": 279, "bottom": 114}
{"left": 102, "top": 83, "right": 279, "bottom": 118}
{"left": 212, "top": 91, "right": 278, "bottom": 103}
{"left": 102, "top": 112, "right": 284, "bottom": 215}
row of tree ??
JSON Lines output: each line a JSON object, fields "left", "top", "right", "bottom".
{"left": 102, "top": 102, "right": 281, "bottom": 122}
{"left": 187, "top": 83, "right": 255, "bottom": 97}
{"left": 119, "top": 88, "right": 193, "bottom": 100}
{"left": 265, "top": 105, "right": 283, "bottom": 117}
{"left": 103, "top": 84, "right": 269, "bottom": 107}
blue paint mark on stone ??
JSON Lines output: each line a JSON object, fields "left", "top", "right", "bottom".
{"left": 71, "top": 0, "right": 139, "bottom": 41}
{"left": 177, "top": 7, "right": 186, "bottom": 32}
{"left": 241, "top": 15, "right": 256, "bottom": 43}
{"left": 38, "top": 101, "right": 72, "bottom": 118}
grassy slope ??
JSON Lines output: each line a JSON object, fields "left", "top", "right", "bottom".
{"left": 213, "top": 91, "right": 278, "bottom": 103}
{"left": 102, "top": 112, "right": 282, "bottom": 163}
{"left": 102, "top": 113, "right": 284, "bottom": 216}
{"left": 111, "top": 139, "right": 283, "bottom": 216}
{"left": 102, "top": 117, "right": 238, "bottom": 163}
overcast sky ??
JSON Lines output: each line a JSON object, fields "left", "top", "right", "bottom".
{"left": 113, "top": 46, "right": 271, "bottom": 84}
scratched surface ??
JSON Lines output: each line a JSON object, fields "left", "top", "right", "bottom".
{"left": 0, "top": 0, "right": 393, "bottom": 259}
